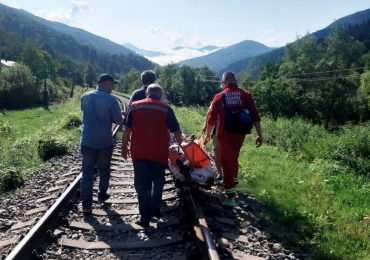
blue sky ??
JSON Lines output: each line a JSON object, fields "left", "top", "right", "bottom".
{"left": 1, "top": 0, "right": 370, "bottom": 51}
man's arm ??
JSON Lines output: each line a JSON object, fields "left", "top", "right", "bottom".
{"left": 111, "top": 98, "right": 124, "bottom": 125}
{"left": 121, "top": 109, "right": 134, "bottom": 159}
{"left": 202, "top": 105, "right": 212, "bottom": 132}
{"left": 167, "top": 107, "right": 182, "bottom": 145}
{"left": 128, "top": 98, "right": 133, "bottom": 109}
{"left": 121, "top": 127, "right": 132, "bottom": 159}
{"left": 173, "top": 129, "right": 183, "bottom": 145}
{"left": 205, "top": 95, "right": 220, "bottom": 143}
{"left": 127, "top": 90, "right": 137, "bottom": 110}
{"left": 205, "top": 122, "right": 215, "bottom": 144}
{"left": 116, "top": 116, "right": 124, "bottom": 125}
{"left": 244, "top": 91, "right": 263, "bottom": 147}
{"left": 253, "top": 121, "right": 263, "bottom": 147}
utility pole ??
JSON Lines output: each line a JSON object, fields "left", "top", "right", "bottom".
{"left": 70, "top": 71, "right": 74, "bottom": 98}
{"left": 42, "top": 62, "right": 49, "bottom": 109}
{"left": 0, "top": 36, "right": 2, "bottom": 73}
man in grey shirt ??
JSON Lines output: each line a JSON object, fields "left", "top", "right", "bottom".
{"left": 128, "top": 70, "right": 156, "bottom": 107}
{"left": 80, "top": 73, "right": 123, "bottom": 214}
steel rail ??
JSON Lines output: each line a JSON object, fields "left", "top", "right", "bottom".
{"left": 184, "top": 187, "right": 220, "bottom": 260}
{"left": 6, "top": 95, "right": 127, "bottom": 260}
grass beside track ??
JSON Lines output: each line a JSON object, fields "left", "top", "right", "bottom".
{"left": 0, "top": 88, "right": 88, "bottom": 194}
{"left": 172, "top": 105, "right": 370, "bottom": 260}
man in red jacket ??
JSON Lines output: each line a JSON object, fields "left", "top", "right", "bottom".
{"left": 205, "top": 72, "right": 263, "bottom": 207}
{"left": 121, "top": 84, "right": 182, "bottom": 227}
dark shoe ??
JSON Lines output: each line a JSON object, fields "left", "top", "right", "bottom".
{"left": 135, "top": 220, "right": 150, "bottom": 228}
{"left": 98, "top": 192, "right": 110, "bottom": 203}
{"left": 151, "top": 210, "right": 163, "bottom": 218}
{"left": 82, "top": 207, "right": 92, "bottom": 215}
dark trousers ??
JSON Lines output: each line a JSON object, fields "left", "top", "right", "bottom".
{"left": 81, "top": 145, "right": 113, "bottom": 208}
{"left": 133, "top": 160, "right": 166, "bottom": 223}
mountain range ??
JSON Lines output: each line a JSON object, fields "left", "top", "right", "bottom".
{"left": 122, "top": 43, "right": 165, "bottom": 58}
{"left": 179, "top": 40, "right": 274, "bottom": 73}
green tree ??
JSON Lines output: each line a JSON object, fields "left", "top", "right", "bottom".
{"left": 156, "top": 64, "right": 178, "bottom": 103}
{"left": 315, "top": 30, "right": 365, "bottom": 126}
{"left": 0, "top": 63, "right": 39, "bottom": 109}
{"left": 356, "top": 71, "right": 370, "bottom": 121}
{"left": 118, "top": 69, "right": 141, "bottom": 94}
{"left": 238, "top": 71, "right": 254, "bottom": 90}
{"left": 255, "top": 29, "right": 369, "bottom": 126}
{"left": 85, "top": 64, "right": 97, "bottom": 87}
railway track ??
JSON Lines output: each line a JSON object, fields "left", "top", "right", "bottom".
{"left": 3, "top": 94, "right": 223, "bottom": 260}
{"left": 0, "top": 93, "right": 298, "bottom": 260}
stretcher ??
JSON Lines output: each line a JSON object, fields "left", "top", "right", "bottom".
{"left": 168, "top": 140, "right": 215, "bottom": 187}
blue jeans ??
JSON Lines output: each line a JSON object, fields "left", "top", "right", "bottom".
{"left": 81, "top": 145, "right": 113, "bottom": 208}
{"left": 133, "top": 160, "right": 166, "bottom": 223}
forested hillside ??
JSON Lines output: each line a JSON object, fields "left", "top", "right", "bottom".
{"left": 0, "top": 3, "right": 153, "bottom": 109}
{"left": 246, "top": 25, "right": 370, "bottom": 128}
{"left": 0, "top": 4, "right": 152, "bottom": 76}
{"left": 22, "top": 10, "right": 135, "bottom": 56}
{"left": 224, "top": 8, "right": 370, "bottom": 77}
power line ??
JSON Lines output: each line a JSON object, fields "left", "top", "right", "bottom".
{"left": 197, "top": 74, "right": 220, "bottom": 78}
{"left": 285, "top": 66, "right": 369, "bottom": 77}
{"left": 195, "top": 69, "right": 365, "bottom": 85}
{"left": 282, "top": 74, "right": 361, "bottom": 83}
{"left": 198, "top": 79, "right": 221, "bottom": 83}
{"left": 196, "top": 74, "right": 221, "bottom": 83}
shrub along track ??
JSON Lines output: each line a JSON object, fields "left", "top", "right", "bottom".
{"left": 0, "top": 94, "right": 300, "bottom": 260}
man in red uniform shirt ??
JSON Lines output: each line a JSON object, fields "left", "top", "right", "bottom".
{"left": 121, "top": 84, "right": 182, "bottom": 227}
{"left": 205, "top": 72, "right": 263, "bottom": 207}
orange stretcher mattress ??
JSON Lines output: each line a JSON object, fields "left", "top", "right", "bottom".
{"left": 181, "top": 141, "right": 210, "bottom": 168}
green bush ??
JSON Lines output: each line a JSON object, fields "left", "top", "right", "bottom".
{"left": 323, "top": 123, "right": 370, "bottom": 176}
{"left": 262, "top": 116, "right": 327, "bottom": 154}
{"left": 262, "top": 116, "right": 370, "bottom": 176}
{"left": 0, "top": 63, "right": 39, "bottom": 109}
{"left": 0, "top": 167, "right": 24, "bottom": 192}
{"left": 61, "top": 112, "right": 82, "bottom": 129}
{"left": 48, "top": 79, "right": 70, "bottom": 101}
{"left": 0, "top": 117, "right": 12, "bottom": 135}
{"left": 37, "top": 135, "right": 69, "bottom": 161}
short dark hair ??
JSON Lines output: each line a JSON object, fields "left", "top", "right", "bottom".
{"left": 141, "top": 70, "right": 156, "bottom": 85}
{"left": 222, "top": 71, "right": 237, "bottom": 84}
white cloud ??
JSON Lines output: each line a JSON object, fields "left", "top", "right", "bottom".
{"left": 167, "top": 31, "right": 185, "bottom": 45}
{"left": 143, "top": 25, "right": 227, "bottom": 65}
{"left": 37, "top": 0, "right": 93, "bottom": 24}
{"left": 0, "top": 0, "right": 20, "bottom": 8}
{"left": 148, "top": 26, "right": 163, "bottom": 35}
{"left": 146, "top": 26, "right": 226, "bottom": 50}
{"left": 148, "top": 47, "right": 220, "bottom": 66}
{"left": 147, "top": 26, "right": 185, "bottom": 46}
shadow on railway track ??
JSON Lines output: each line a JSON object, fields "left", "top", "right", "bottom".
{"left": 82, "top": 204, "right": 167, "bottom": 257}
